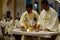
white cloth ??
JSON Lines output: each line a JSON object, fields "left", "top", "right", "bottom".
{"left": 20, "top": 10, "right": 39, "bottom": 28}
{"left": 37, "top": 7, "right": 59, "bottom": 38}
{"left": 0, "top": 21, "right": 2, "bottom": 35}
{"left": 29, "top": 19, "right": 36, "bottom": 27}
{"left": 8, "top": 19, "right": 14, "bottom": 34}
{"left": 38, "top": 7, "right": 59, "bottom": 32}
{"left": 1, "top": 19, "right": 14, "bottom": 34}
{"left": 14, "top": 19, "right": 21, "bottom": 28}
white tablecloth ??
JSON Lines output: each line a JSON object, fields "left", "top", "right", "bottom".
{"left": 11, "top": 29, "right": 60, "bottom": 38}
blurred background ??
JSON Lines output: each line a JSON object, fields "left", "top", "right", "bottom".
{"left": 0, "top": 0, "right": 60, "bottom": 21}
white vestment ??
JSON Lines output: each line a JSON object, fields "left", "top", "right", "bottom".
{"left": 37, "top": 7, "right": 59, "bottom": 38}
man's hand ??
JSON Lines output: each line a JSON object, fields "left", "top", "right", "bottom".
{"left": 35, "top": 25, "right": 42, "bottom": 31}
{"left": 35, "top": 25, "right": 40, "bottom": 29}
{"left": 44, "top": 28, "right": 50, "bottom": 31}
{"left": 20, "top": 26, "right": 27, "bottom": 31}
{"left": 20, "top": 26, "right": 25, "bottom": 29}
